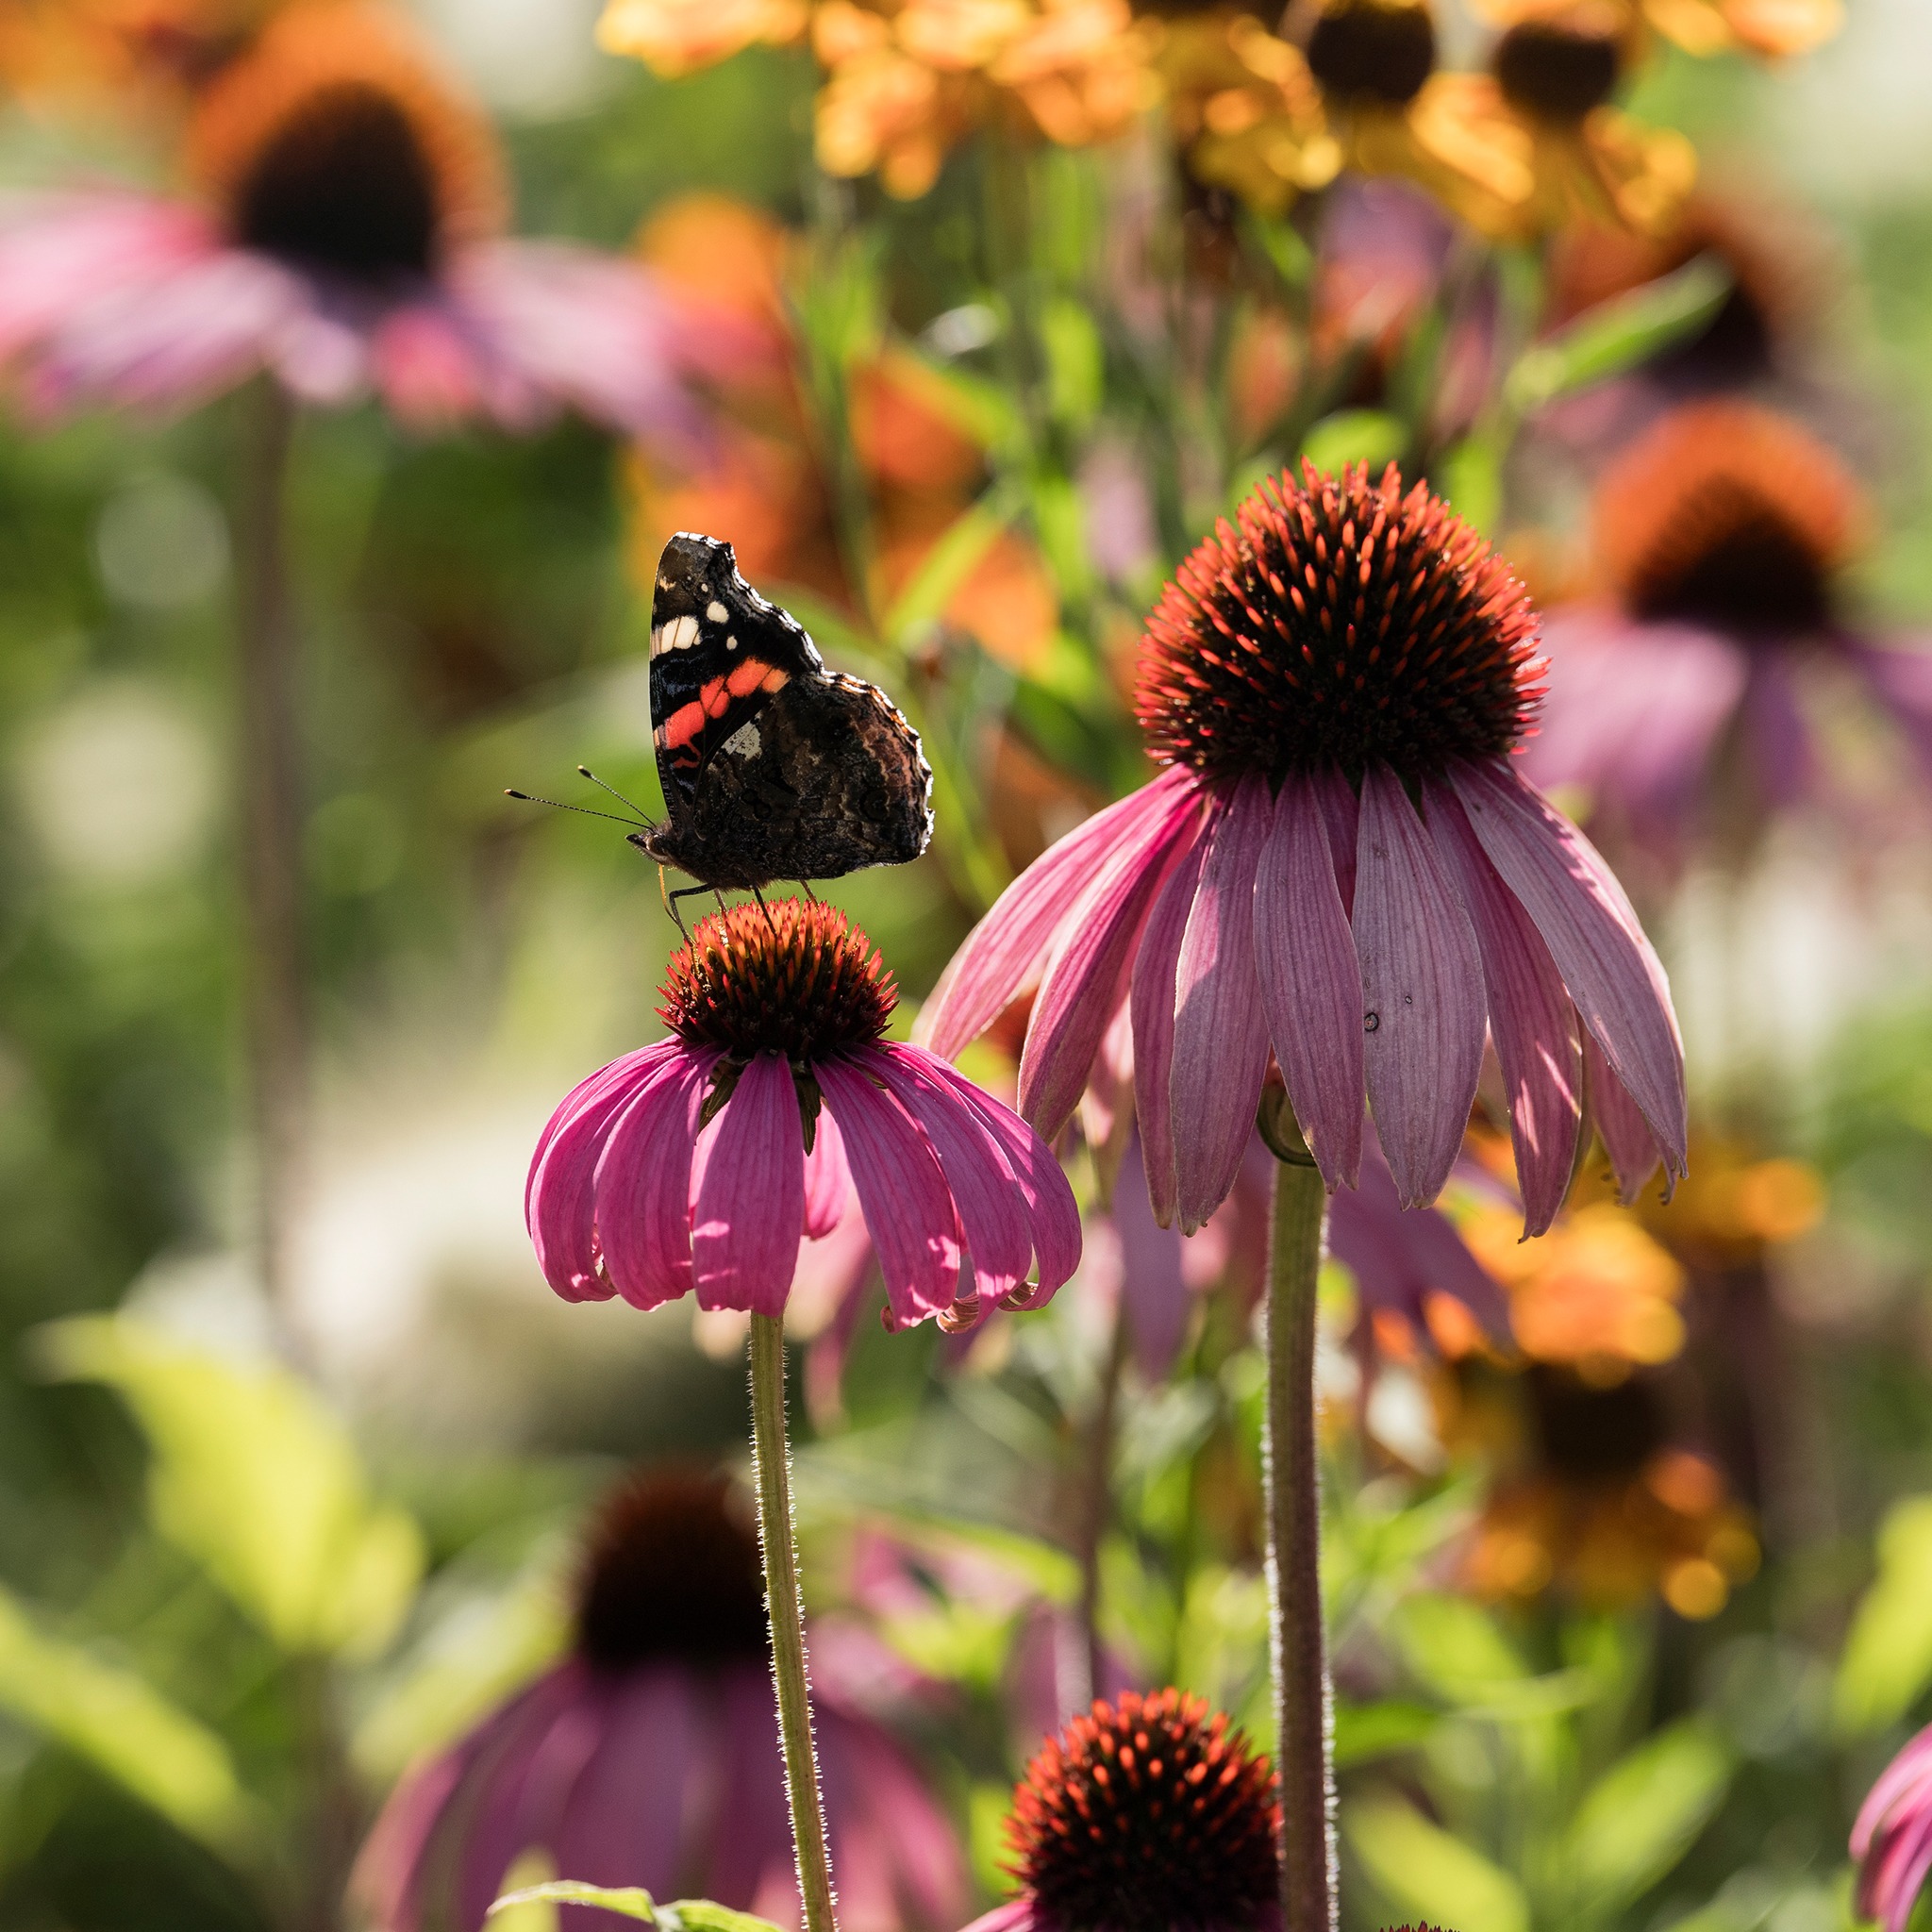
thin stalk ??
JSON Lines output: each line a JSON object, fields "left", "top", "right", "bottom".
{"left": 1263, "top": 1123, "right": 1335, "bottom": 1932}
{"left": 748, "top": 1314, "right": 839, "bottom": 1932}
{"left": 232, "top": 379, "right": 308, "bottom": 1358}
{"left": 1071, "top": 1298, "right": 1130, "bottom": 1711}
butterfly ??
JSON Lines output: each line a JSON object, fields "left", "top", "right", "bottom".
{"left": 629, "top": 534, "right": 933, "bottom": 902}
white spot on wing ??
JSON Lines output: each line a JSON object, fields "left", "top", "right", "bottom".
{"left": 651, "top": 614, "right": 700, "bottom": 658}
{"left": 707, "top": 600, "right": 729, "bottom": 623}
{"left": 726, "top": 634, "right": 740, "bottom": 651}
{"left": 723, "top": 721, "right": 761, "bottom": 758}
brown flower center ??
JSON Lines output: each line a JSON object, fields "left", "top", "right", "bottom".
{"left": 658, "top": 898, "right": 896, "bottom": 1063}
{"left": 1493, "top": 7, "right": 1626, "bottom": 121}
{"left": 1593, "top": 402, "right": 1861, "bottom": 638}
{"left": 1008, "top": 1690, "right": 1280, "bottom": 1932}
{"left": 187, "top": 0, "right": 505, "bottom": 279}
{"left": 575, "top": 1468, "right": 769, "bottom": 1673}
{"left": 1303, "top": 0, "right": 1437, "bottom": 108}
{"left": 1135, "top": 461, "right": 1541, "bottom": 785}
{"left": 1529, "top": 1364, "right": 1666, "bottom": 1483}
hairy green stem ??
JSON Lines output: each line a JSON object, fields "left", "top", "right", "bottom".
{"left": 1264, "top": 1131, "right": 1335, "bottom": 1932}
{"left": 748, "top": 1314, "right": 839, "bottom": 1932}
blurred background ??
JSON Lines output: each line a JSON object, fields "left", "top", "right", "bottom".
{"left": 5, "top": 0, "right": 1932, "bottom": 1928}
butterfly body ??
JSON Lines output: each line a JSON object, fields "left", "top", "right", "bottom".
{"left": 636, "top": 533, "right": 932, "bottom": 891}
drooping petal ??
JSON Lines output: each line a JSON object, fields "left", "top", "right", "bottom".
{"left": 1854, "top": 637, "right": 1932, "bottom": 785}
{"left": 869, "top": 1047, "right": 1033, "bottom": 1305}
{"left": 594, "top": 1049, "right": 718, "bottom": 1308}
{"left": 897, "top": 1044, "right": 1080, "bottom": 1307}
{"left": 1452, "top": 758, "right": 1687, "bottom": 1182}
{"left": 1856, "top": 1731, "right": 1932, "bottom": 1863}
{"left": 525, "top": 1041, "right": 677, "bottom": 1233}
{"left": 1255, "top": 769, "right": 1365, "bottom": 1191}
{"left": 1353, "top": 763, "right": 1486, "bottom": 1207}
{"left": 917, "top": 767, "right": 1199, "bottom": 1060}
{"left": 1130, "top": 831, "right": 1207, "bottom": 1228}
{"left": 804, "top": 1107, "right": 851, "bottom": 1240}
{"left": 1019, "top": 790, "right": 1205, "bottom": 1144}
{"left": 1425, "top": 779, "right": 1582, "bottom": 1236}
{"left": 1318, "top": 762, "right": 1360, "bottom": 917}
{"left": 689, "top": 1053, "right": 806, "bottom": 1316}
{"left": 1586, "top": 1035, "right": 1664, "bottom": 1202}
{"left": 1172, "top": 774, "right": 1274, "bottom": 1234}
{"left": 818, "top": 1058, "right": 961, "bottom": 1325}
{"left": 370, "top": 301, "right": 487, "bottom": 431}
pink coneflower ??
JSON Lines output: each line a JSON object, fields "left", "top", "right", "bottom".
{"left": 1525, "top": 401, "right": 1932, "bottom": 856}
{"left": 527, "top": 897, "right": 1079, "bottom": 1331}
{"left": 355, "top": 1468, "right": 968, "bottom": 1932}
{"left": 920, "top": 460, "right": 1687, "bottom": 1237}
{"left": 963, "top": 1689, "right": 1281, "bottom": 1932}
{"left": 1854, "top": 1724, "right": 1932, "bottom": 1932}
{"left": 0, "top": 0, "right": 711, "bottom": 433}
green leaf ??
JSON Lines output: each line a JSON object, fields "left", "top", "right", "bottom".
{"left": 36, "top": 1316, "right": 424, "bottom": 1657}
{"left": 0, "top": 1583, "right": 252, "bottom": 1850}
{"left": 661, "top": 1902, "right": 789, "bottom": 1932}
{"left": 1388, "top": 1592, "right": 1531, "bottom": 1701}
{"left": 1837, "top": 1496, "right": 1932, "bottom": 1733}
{"left": 1504, "top": 254, "right": 1731, "bottom": 410}
{"left": 1432, "top": 436, "right": 1503, "bottom": 536}
{"left": 1344, "top": 1793, "right": 1531, "bottom": 1932}
{"left": 1566, "top": 1720, "right": 1733, "bottom": 1914}
{"left": 1333, "top": 1697, "right": 1438, "bottom": 1768}
{"left": 1298, "top": 409, "right": 1407, "bottom": 479}
{"left": 491, "top": 1884, "right": 657, "bottom": 1922}
{"left": 1040, "top": 297, "right": 1104, "bottom": 430}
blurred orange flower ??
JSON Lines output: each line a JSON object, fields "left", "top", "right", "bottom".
{"left": 0, "top": 0, "right": 266, "bottom": 116}
{"left": 596, "top": 0, "right": 808, "bottom": 77}
{"left": 1638, "top": 0, "right": 1839, "bottom": 58}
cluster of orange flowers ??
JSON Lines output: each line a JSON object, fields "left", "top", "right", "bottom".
{"left": 597, "top": 0, "right": 1838, "bottom": 232}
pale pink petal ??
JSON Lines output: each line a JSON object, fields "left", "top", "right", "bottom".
{"left": 1171, "top": 775, "right": 1274, "bottom": 1234}
{"left": 896, "top": 1045, "right": 1079, "bottom": 1307}
{"left": 1113, "top": 1133, "right": 1189, "bottom": 1378}
{"left": 1077, "top": 990, "right": 1135, "bottom": 1181}
{"left": 371, "top": 301, "right": 486, "bottom": 430}
{"left": 1854, "top": 637, "right": 1932, "bottom": 783}
{"left": 916, "top": 767, "right": 1199, "bottom": 1060}
{"left": 1452, "top": 759, "right": 1687, "bottom": 1181}
{"left": 1585, "top": 1034, "right": 1663, "bottom": 1201}
{"left": 690, "top": 1054, "right": 807, "bottom": 1316}
{"left": 1354, "top": 763, "right": 1486, "bottom": 1207}
{"left": 870, "top": 1048, "right": 1033, "bottom": 1305}
{"left": 1857, "top": 1731, "right": 1932, "bottom": 1860}
{"left": 1019, "top": 792, "right": 1204, "bottom": 1144}
{"left": 819, "top": 1058, "right": 961, "bottom": 1325}
{"left": 1130, "top": 830, "right": 1207, "bottom": 1228}
{"left": 1255, "top": 769, "right": 1365, "bottom": 1191}
{"left": 593, "top": 1050, "right": 717, "bottom": 1308}
{"left": 526, "top": 1041, "right": 678, "bottom": 1225}
{"left": 804, "top": 1108, "right": 852, "bottom": 1241}
{"left": 1425, "top": 779, "right": 1582, "bottom": 1236}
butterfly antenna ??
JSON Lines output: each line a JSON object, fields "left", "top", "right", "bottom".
{"left": 505, "top": 789, "right": 643, "bottom": 829}
{"left": 576, "top": 765, "right": 655, "bottom": 827}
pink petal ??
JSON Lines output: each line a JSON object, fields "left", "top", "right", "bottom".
{"left": 1113, "top": 1133, "right": 1189, "bottom": 1378}
{"left": 870, "top": 1048, "right": 1033, "bottom": 1305}
{"left": 1171, "top": 776, "right": 1274, "bottom": 1234}
{"left": 689, "top": 1054, "right": 807, "bottom": 1316}
{"left": 1130, "top": 832, "right": 1207, "bottom": 1228}
{"left": 1318, "top": 763, "right": 1360, "bottom": 916}
{"left": 896, "top": 1045, "right": 1080, "bottom": 1307}
{"left": 1452, "top": 759, "right": 1687, "bottom": 1180}
{"left": 1857, "top": 1731, "right": 1932, "bottom": 1861}
{"left": 1255, "top": 769, "right": 1365, "bottom": 1191}
{"left": 1019, "top": 790, "right": 1205, "bottom": 1144}
{"left": 526, "top": 1041, "right": 677, "bottom": 1228}
{"left": 917, "top": 767, "right": 1199, "bottom": 1061}
{"left": 1854, "top": 637, "right": 1932, "bottom": 784}
{"left": 804, "top": 1108, "right": 851, "bottom": 1241}
{"left": 1425, "top": 780, "right": 1582, "bottom": 1236}
{"left": 371, "top": 301, "right": 486, "bottom": 430}
{"left": 819, "top": 1058, "right": 961, "bottom": 1325}
{"left": 1353, "top": 763, "right": 1486, "bottom": 1207}
{"left": 593, "top": 1051, "right": 717, "bottom": 1308}
{"left": 1586, "top": 1035, "right": 1663, "bottom": 1202}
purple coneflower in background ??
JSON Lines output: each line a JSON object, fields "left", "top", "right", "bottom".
{"left": 0, "top": 0, "right": 716, "bottom": 433}
{"left": 1854, "top": 1724, "right": 1932, "bottom": 1932}
{"left": 962, "top": 1689, "right": 1281, "bottom": 1932}
{"left": 527, "top": 897, "right": 1079, "bottom": 1332}
{"left": 355, "top": 1468, "right": 968, "bottom": 1932}
{"left": 919, "top": 459, "right": 1688, "bottom": 1237}
{"left": 1524, "top": 398, "right": 1932, "bottom": 858}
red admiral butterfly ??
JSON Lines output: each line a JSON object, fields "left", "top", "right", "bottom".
{"left": 629, "top": 533, "right": 933, "bottom": 897}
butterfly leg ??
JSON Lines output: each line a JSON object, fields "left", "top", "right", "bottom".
{"left": 799, "top": 881, "right": 821, "bottom": 905}
{"left": 750, "top": 885, "right": 779, "bottom": 937}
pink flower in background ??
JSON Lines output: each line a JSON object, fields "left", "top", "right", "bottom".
{"left": 527, "top": 898, "right": 1078, "bottom": 1333}
{"left": 356, "top": 1469, "right": 968, "bottom": 1932}
{"left": 920, "top": 461, "right": 1687, "bottom": 1239}
{"left": 1854, "top": 1724, "right": 1932, "bottom": 1932}
{"left": 0, "top": 1, "right": 724, "bottom": 435}
{"left": 1525, "top": 400, "right": 1932, "bottom": 858}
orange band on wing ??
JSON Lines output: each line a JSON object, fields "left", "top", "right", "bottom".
{"left": 656, "top": 662, "right": 791, "bottom": 758}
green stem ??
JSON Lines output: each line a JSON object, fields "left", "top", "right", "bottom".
{"left": 1072, "top": 1297, "right": 1130, "bottom": 1709}
{"left": 748, "top": 1314, "right": 839, "bottom": 1932}
{"left": 1263, "top": 1122, "right": 1335, "bottom": 1932}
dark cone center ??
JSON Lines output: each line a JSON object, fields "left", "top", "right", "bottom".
{"left": 1628, "top": 504, "right": 1834, "bottom": 637}
{"left": 234, "top": 81, "right": 440, "bottom": 279}
{"left": 1306, "top": 1, "right": 1437, "bottom": 107}
{"left": 1493, "top": 21, "right": 1622, "bottom": 120}
{"left": 1528, "top": 1366, "right": 1668, "bottom": 1483}
{"left": 575, "top": 1469, "right": 770, "bottom": 1674}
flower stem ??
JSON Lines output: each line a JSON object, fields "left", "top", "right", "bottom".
{"left": 1262, "top": 1110, "right": 1335, "bottom": 1932}
{"left": 233, "top": 378, "right": 308, "bottom": 1364}
{"left": 748, "top": 1313, "right": 839, "bottom": 1932}
{"left": 1072, "top": 1297, "right": 1129, "bottom": 1712}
